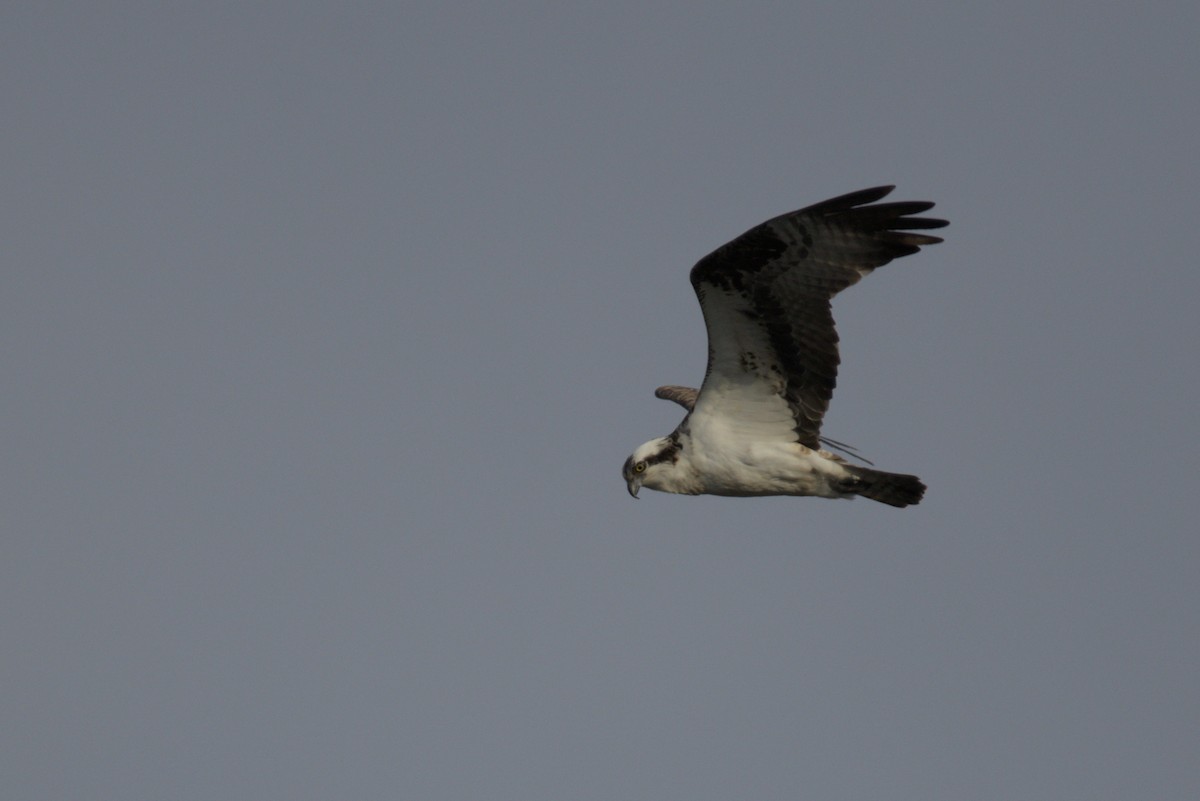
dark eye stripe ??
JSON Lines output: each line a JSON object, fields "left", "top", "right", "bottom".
{"left": 644, "top": 438, "right": 681, "bottom": 467}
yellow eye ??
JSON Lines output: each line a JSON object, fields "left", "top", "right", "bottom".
{"left": 634, "top": 462, "right": 646, "bottom": 473}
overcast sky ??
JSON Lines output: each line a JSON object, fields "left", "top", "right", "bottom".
{"left": 4, "top": 3, "right": 1198, "bottom": 800}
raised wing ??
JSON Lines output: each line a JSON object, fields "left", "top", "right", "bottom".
{"left": 655, "top": 385, "right": 698, "bottom": 411}
{"left": 687, "top": 186, "right": 946, "bottom": 448}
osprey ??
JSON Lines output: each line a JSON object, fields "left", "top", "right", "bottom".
{"left": 621, "top": 186, "right": 947, "bottom": 507}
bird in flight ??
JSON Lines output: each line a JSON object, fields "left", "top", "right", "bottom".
{"left": 621, "top": 186, "right": 947, "bottom": 507}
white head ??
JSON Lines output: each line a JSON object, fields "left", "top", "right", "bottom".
{"left": 621, "top": 436, "right": 681, "bottom": 498}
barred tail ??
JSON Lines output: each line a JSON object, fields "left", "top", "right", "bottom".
{"left": 844, "top": 466, "right": 926, "bottom": 508}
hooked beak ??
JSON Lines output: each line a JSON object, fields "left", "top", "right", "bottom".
{"left": 626, "top": 478, "right": 641, "bottom": 499}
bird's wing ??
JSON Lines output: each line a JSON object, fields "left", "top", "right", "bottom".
{"left": 654, "top": 385, "right": 698, "bottom": 411}
{"left": 657, "top": 383, "right": 873, "bottom": 463}
{"left": 687, "top": 186, "right": 946, "bottom": 449}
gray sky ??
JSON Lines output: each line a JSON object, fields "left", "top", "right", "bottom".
{"left": 4, "top": 3, "right": 1198, "bottom": 799}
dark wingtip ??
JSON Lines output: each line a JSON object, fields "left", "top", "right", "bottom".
{"left": 802, "top": 185, "right": 896, "bottom": 215}
{"left": 837, "top": 189, "right": 949, "bottom": 248}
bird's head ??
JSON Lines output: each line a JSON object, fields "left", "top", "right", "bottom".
{"left": 621, "top": 436, "right": 680, "bottom": 498}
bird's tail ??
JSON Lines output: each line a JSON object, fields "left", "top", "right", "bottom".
{"left": 844, "top": 466, "right": 926, "bottom": 508}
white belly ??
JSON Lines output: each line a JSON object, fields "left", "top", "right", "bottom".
{"left": 683, "top": 435, "right": 851, "bottom": 498}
